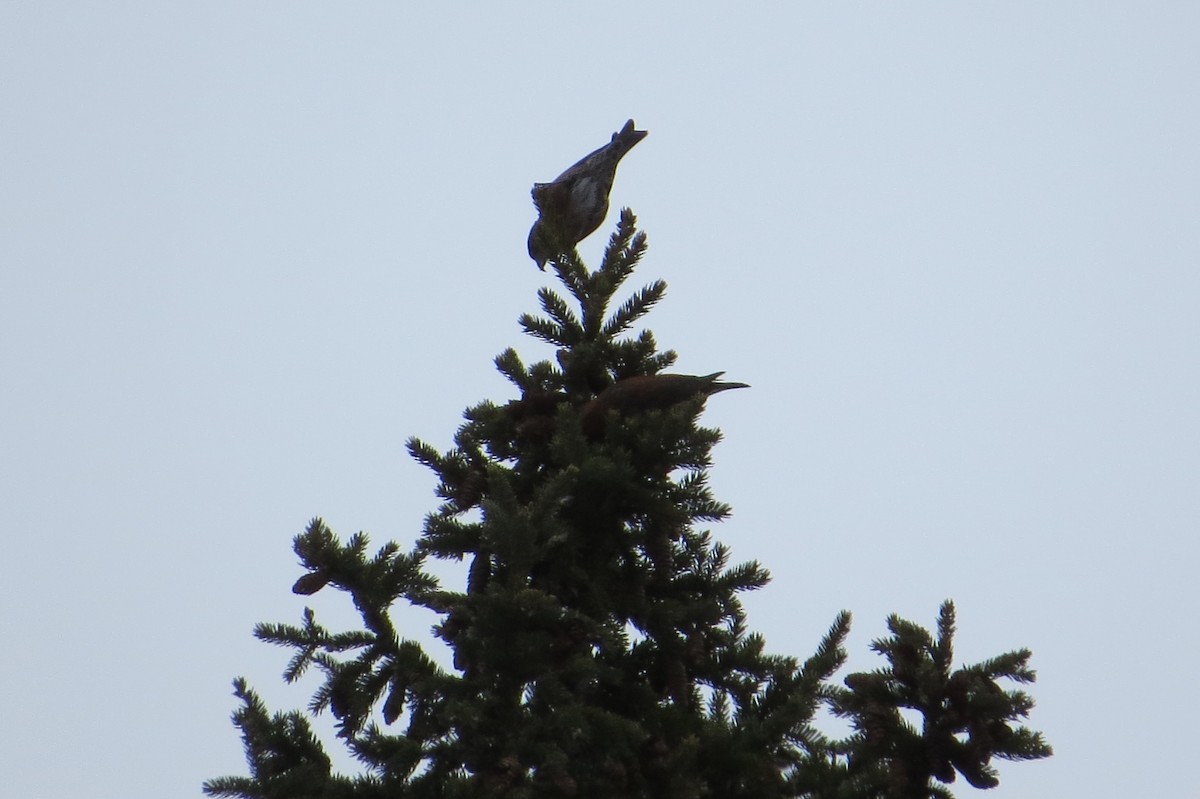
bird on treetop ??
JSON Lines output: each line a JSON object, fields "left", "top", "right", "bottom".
{"left": 528, "top": 119, "right": 648, "bottom": 270}
{"left": 580, "top": 372, "right": 749, "bottom": 439}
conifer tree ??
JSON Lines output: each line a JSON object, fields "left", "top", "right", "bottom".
{"left": 205, "top": 211, "right": 1050, "bottom": 799}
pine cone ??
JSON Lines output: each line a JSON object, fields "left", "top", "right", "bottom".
{"left": 291, "top": 570, "right": 331, "bottom": 595}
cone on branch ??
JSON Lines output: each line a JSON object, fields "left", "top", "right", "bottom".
{"left": 528, "top": 119, "right": 648, "bottom": 270}
{"left": 291, "top": 570, "right": 330, "bottom": 596}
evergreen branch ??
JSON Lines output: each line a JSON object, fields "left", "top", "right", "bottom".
{"left": 646, "top": 348, "right": 678, "bottom": 373}
{"left": 493, "top": 348, "right": 529, "bottom": 389}
{"left": 994, "top": 727, "right": 1054, "bottom": 761}
{"left": 420, "top": 514, "right": 484, "bottom": 558}
{"left": 527, "top": 358, "right": 564, "bottom": 387}
{"left": 718, "top": 560, "right": 771, "bottom": 593}
{"left": 932, "top": 600, "right": 956, "bottom": 677}
{"left": 560, "top": 209, "right": 649, "bottom": 341}
{"left": 405, "top": 437, "right": 445, "bottom": 472}
{"left": 833, "top": 604, "right": 1052, "bottom": 796}
{"left": 518, "top": 312, "right": 570, "bottom": 347}
{"left": 599, "top": 209, "right": 648, "bottom": 292}
{"left": 969, "top": 648, "right": 1038, "bottom": 683}
{"left": 550, "top": 247, "right": 590, "bottom": 298}
{"left": 254, "top": 609, "right": 369, "bottom": 684}
{"left": 537, "top": 287, "right": 583, "bottom": 341}
{"left": 349, "top": 727, "right": 426, "bottom": 782}
{"left": 601, "top": 279, "right": 668, "bottom": 339}
{"left": 800, "top": 612, "right": 852, "bottom": 688}
{"left": 202, "top": 678, "right": 338, "bottom": 799}
{"left": 579, "top": 282, "right": 613, "bottom": 341}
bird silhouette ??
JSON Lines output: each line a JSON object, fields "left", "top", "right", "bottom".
{"left": 580, "top": 372, "right": 749, "bottom": 439}
{"left": 528, "top": 119, "right": 648, "bottom": 270}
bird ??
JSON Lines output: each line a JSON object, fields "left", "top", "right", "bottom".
{"left": 580, "top": 372, "right": 749, "bottom": 439}
{"left": 528, "top": 119, "right": 648, "bottom": 270}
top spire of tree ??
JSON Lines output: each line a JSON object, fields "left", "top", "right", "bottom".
{"left": 206, "top": 121, "right": 1049, "bottom": 799}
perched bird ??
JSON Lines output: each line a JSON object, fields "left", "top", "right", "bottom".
{"left": 528, "top": 119, "right": 648, "bottom": 270}
{"left": 580, "top": 372, "right": 749, "bottom": 439}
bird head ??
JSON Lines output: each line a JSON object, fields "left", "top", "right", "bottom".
{"left": 527, "top": 223, "right": 553, "bottom": 270}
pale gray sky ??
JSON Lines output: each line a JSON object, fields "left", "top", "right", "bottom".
{"left": 2, "top": 4, "right": 1197, "bottom": 797}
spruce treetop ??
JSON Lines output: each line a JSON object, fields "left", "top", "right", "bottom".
{"left": 207, "top": 124, "right": 1049, "bottom": 799}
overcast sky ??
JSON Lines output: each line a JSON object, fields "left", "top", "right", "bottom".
{"left": 2, "top": 4, "right": 1197, "bottom": 797}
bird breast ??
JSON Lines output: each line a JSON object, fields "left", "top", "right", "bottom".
{"left": 568, "top": 178, "right": 609, "bottom": 231}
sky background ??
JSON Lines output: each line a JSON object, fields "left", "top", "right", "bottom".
{"left": 2, "top": 3, "right": 1197, "bottom": 797}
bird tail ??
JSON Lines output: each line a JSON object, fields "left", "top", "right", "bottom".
{"left": 610, "top": 119, "right": 649, "bottom": 158}
{"left": 702, "top": 371, "right": 751, "bottom": 394}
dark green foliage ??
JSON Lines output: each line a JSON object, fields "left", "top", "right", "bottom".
{"left": 206, "top": 211, "right": 1049, "bottom": 799}
{"left": 801, "top": 603, "right": 1052, "bottom": 799}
